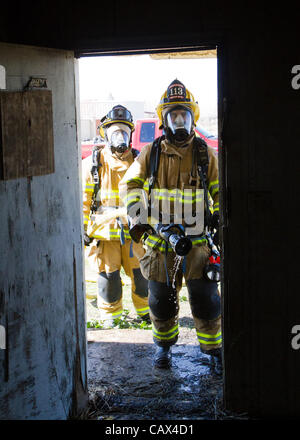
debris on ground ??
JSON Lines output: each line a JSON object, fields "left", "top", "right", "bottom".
{"left": 83, "top": 267, "right": 249, "bottom": 420}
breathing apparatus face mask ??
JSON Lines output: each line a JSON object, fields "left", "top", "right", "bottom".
{"left": 165, "top": 107, "right": 193, "bottom": 142}
{"left": 105, "top": 123, "right": 131, "bottom": 155}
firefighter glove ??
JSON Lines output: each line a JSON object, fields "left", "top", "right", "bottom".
{"left": 128, "top": 215, "right": 154, "bottom": 243}
{"left": 84, "top": 232, "right": 93, "bottom": 246}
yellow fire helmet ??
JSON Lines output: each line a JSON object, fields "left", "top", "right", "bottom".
{"left": 156, "top": 79, "right": 200, "bottom": 127}
{"left": 99, "top": 105, "right": 135, "bottom": 139}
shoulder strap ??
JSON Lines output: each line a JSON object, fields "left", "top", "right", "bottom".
{"left": 193, "top": 136, "right": 211, "bottom": 227}
{"left": 131, "top": 148, "right": 139, "bottom": 159}
{"left": 148, "top": 135, "right": 164, "bottom": 197}
{"left": 193, "top": 136, "right": 209, "bottom": 180}
{"left": 90, "top": 145, "right": 104, "bottom": 184}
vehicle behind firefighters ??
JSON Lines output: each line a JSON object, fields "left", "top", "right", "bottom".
{"left": 81, "top": 118, "right": 218, "bottom": 159}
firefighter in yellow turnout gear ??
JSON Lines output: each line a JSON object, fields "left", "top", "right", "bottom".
{"left": 119, "top": 81, "right": 222, "bottom": 373}
{"left": 82, "top": 105, "right": 149, "bottom": 328}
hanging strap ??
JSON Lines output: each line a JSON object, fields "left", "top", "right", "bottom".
{"left": 193, "top": 136, "right": 209, "bottom": 179}
{"left": 116, "top": 217, "right": 125, "bottom": 245}
{"left": 129, "top": 240, "right": 134, "bottom": 258}
{"left": 148, "top": 135, "right": 164, "bottom": 198}
{"left": 131, "top": 148, "right": 140, "bottom": 159}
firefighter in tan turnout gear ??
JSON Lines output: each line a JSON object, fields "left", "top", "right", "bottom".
{"left": 119, "top": 80, "right": 222, "bottom": 373}
{"left": 82, "top": 105, "right": 149, "bottom": 328}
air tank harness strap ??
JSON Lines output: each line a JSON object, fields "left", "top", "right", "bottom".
{"left": 130, "top": 240, "right": 134, "bottom": 258}
{"left": 194, "top": 138, "right": 211, "bottom": 228}
{"left": 90, "top": 146, "right": 102, "bottom": 214}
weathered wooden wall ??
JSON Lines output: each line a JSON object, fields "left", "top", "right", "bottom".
{"left": 0, "top": 43, "right": 87, "bottom": 419}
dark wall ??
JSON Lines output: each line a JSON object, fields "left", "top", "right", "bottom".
{"left": 219, "top": 27, "right": 300, "bottom": 416}
{"left": 1, "top": 1, "right": 300, "bottom": 417}
{"left": 0, "top": 3, "right": 276, "bottom": 53}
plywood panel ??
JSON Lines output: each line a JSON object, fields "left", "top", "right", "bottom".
{"left": 0, "top": 90, "right": 54, "bottom": 180}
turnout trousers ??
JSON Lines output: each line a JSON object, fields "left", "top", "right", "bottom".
{"left": 138, "top": 244, "right": 222, "bottom": 353}
{"left": 89, "top": 240, "right": 149, "bottom": 322}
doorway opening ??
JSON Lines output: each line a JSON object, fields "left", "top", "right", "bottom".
{"left": 78, "top": 47, "right": 231, "bottom": 420}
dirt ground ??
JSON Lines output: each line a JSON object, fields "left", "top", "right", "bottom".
{"left": 83, "top": 253, "right": 248, "bottom": 421}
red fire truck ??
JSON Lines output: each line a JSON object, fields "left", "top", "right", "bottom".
{"left": 81, "top": 118, "right": 218, "bottom": 159}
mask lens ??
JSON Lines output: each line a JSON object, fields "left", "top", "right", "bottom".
{"left": 110, "top": 130, "right": 129, "bottom": 148}
{"left": 166, "top": 109, "right": 192, "bottom": 135}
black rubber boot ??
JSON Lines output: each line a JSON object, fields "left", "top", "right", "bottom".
{"left": 199, "top": 347, "right": 222, "bottom": 376}
{"left": 153, "top": 346, "right": 172, "bottom": 369}
{"left": 138, "top": 313, "right": 151, "bottom": 324}
{"left": 209, "top": 348, "right": 223, "bottom": 376}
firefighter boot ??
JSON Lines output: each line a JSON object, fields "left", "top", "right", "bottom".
{"left": 209, "top": 347, "right": 222, "bottom": 376}
{"left": 138, "top": 313, "right": 151, "bottom": 324}
{"left": 153, "top": 345, "right": 172, "bottom": 369}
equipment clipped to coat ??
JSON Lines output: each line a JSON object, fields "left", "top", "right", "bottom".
{"left": 203, "top": 230, "right": 221, "bottom": 282}
{"left": 90, "top": 145, "right": 103, "bottom": 214}
{"left": 192, "top": 138, "right": 221, "bottom": 283}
